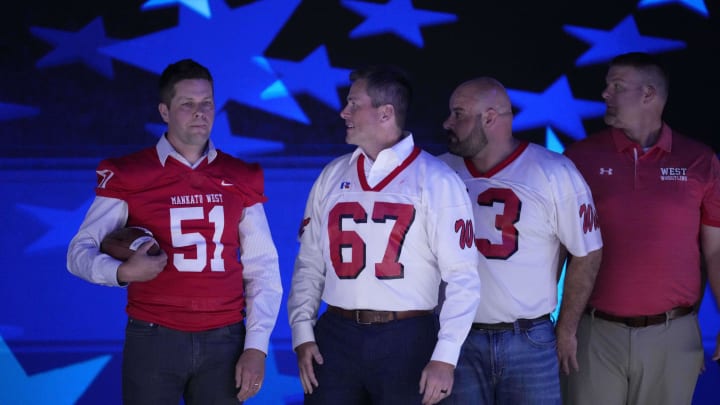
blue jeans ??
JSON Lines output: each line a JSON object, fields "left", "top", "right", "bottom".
{"left": 122, "top": 318, "right": 245, "bottom": 405}
{"left": 306, "top": 311, "right": 439, "bottom": 405}
{"left": 443, "top": 319, "right": 560, "bottom": 405}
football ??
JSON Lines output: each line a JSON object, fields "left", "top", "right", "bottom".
{"left": 100, "top": 226, "right": 161, "bottom": 261}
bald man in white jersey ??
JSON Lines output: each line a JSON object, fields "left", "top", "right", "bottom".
{"left": 438, "top": 78, "right": 603, "bottom": 404}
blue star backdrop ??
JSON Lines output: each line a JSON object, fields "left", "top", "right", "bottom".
{"left": 1, "top": 0, "right": 719, "bottom": 403}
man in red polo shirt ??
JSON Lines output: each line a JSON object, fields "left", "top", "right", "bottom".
{"left": 564, "top": 52, "right": 720, "bottom": 404}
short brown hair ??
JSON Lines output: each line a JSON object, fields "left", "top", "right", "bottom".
{"left": 159, "top": 59, "right": 213, "bottom": 106}
{"left": 350, "top": 65, "right": 413, "bottom": 128}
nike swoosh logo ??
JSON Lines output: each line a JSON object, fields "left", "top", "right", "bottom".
{"left": 221, "top": 180, "right": 233, "bottom": 186}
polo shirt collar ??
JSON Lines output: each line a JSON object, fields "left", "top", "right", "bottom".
{"left": 611, "top": 123, "right": 672, "bottom": 154}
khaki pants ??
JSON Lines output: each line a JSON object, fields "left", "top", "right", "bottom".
{"left": 561, "top": 312, "right": 703, "bottom": 405}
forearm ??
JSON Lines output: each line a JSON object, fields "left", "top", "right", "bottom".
{"left": 556, "top": 248, "right": 602, "bottom": 334}
{"left": 67, "top": 196, "right": 128, "bottom": 286}
{"left": 244, "top": 280, "right": 282, "bottom": 354}
{"left": 434, "top": 264, "right": 481, "bottom": 366}
{"left": 288, "top": 261, "right": 325, "bottom": 349}
{"left": 700, "top": 224, "right": 720, "bottom": 359}
{"left": 239, "top": 204, "right": 283, "bottom": 354}
{"left": 288, "top": 234, "right": 326, "bottom": 349}
{"left": 700, "top": 224, "right": 720, "bottom": 316}
{"left": 707, "top": 259, "right": 720, "bottom": 309}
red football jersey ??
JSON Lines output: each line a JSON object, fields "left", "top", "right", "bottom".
{"left": 95, "top": 147, "right": 266, "bottom": 331}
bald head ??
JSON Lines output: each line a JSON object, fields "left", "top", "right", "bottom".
{"left": 453, "top": 77, "right": 513, "bottom": 116}
{"left": 444, "top": 77, "right": 515, "bottom": 163}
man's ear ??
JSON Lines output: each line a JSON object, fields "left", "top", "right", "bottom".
{"left": 642, "top": 85, "right": 657, "bottom": 104}
{"left": 379, "top": 104, "right": 395, "bottom": 122}
{"left": 158, "top": 103, "right": 169, "bottom": 123}
{"left": 483, "top": 109, "right": 498, "bottom": 126}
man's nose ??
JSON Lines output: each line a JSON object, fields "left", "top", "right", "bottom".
{"left": 601, "top": 87, "right": 610, "bottom": 100}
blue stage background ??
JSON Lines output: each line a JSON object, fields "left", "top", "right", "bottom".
{"left": 1, "top": 0, "right": 718, "bottom": 403}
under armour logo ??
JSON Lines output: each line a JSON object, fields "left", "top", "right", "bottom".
{"left": 599, "top": 168, "right": 613, "bottom": 175}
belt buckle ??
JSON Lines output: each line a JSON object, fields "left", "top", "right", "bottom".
{"left": 355, "top": 310, "right": 372, "bottom": 325}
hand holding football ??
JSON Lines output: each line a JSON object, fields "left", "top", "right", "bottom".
{"left": 100, "top": 226, "right": 162, "bottom": 261}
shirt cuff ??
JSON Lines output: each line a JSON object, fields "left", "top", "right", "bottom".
{"left": 430, "top": 337, "right": 462, "bottom": 367}
{"left": 291, "top": 321, "right": 316, "bottom": 350}
{"left": 244, "top": 330, "right": 271, "bottom": 355}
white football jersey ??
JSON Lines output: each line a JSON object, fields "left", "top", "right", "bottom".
{"left": 289, "top": 135, "right": 481, "bottom": 365}
{"left": 440, "top": 142, "right": 602, "bottom": 323}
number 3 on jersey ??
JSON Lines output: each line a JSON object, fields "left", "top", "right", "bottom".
{"left": 328, "top": 201, "right": 415, "bottom": 280}
{"left": 476, "top": 187, "right": 520, "bottom": 259}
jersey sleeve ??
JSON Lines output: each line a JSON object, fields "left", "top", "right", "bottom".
{"left": 222, "top": 153, "right": 268, "bottom": 207}
{"left": 425, "top": 165, "right": 482, "bottom": 366}
{"left": 94, "top": 158, "right": 132, "bottom": 200}
{"left": 288, "top": 170, "right": 329, "bottom": 350}
{"left": 552, "top": 158, "right": 603, "bottom": 257}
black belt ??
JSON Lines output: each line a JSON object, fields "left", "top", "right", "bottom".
{"left": 327, "top": 305, "right": 433, "bottom": 325}
{"left": 586, "top": 306, "right": 694, "bottom": 328}
{"left": 471, "top": 314, "right": 551, "bottom": 331}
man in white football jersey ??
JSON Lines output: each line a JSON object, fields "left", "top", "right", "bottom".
{"left": 438, "top": 77, "right": 603, "bottom": 404}
{"left": 288, "top": 65, "right": 482, "bottom": 405}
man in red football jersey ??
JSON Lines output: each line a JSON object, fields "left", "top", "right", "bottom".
{"left": 67, "top": 59, "right": 282, "bottom": 404}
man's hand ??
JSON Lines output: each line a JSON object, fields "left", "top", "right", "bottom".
{"left": 116, "top": 241, "right": 166, "bottom": 283}
{"left": 295, "top": 341, "right": 324, "bottom": 394}
{"left": 419, "top": 360, "right": 454, "bottom": 405}
{"left": 235, "top": 348, "right": 266, "bottom": 402}
{"left": 556, "top": 325, "right": 579, "bottom": 375}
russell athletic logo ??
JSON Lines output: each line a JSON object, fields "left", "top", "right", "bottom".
{"left": 660, "top": 167, "right": 688, "bottom": 181}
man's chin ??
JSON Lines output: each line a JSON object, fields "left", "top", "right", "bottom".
{"left": 447, "top": 143, "right": 463, "bottom": 156}
{"left": 603, "top": 114, "right": 616, "bottom": 126}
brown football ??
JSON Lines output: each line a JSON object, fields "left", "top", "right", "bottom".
{"left": 100, "top": 226, "right": 161, "bottom": 261}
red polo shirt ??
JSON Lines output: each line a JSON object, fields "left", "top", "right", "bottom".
{"left": 565, "top": 124, "right": 720, "bottom": 316}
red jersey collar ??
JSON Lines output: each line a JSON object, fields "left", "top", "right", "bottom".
{"left": 464, "top": 141, "right": 530, "bottom": 178}
{"left": 357, "top": 147, "right": 421, "bottom": 191}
